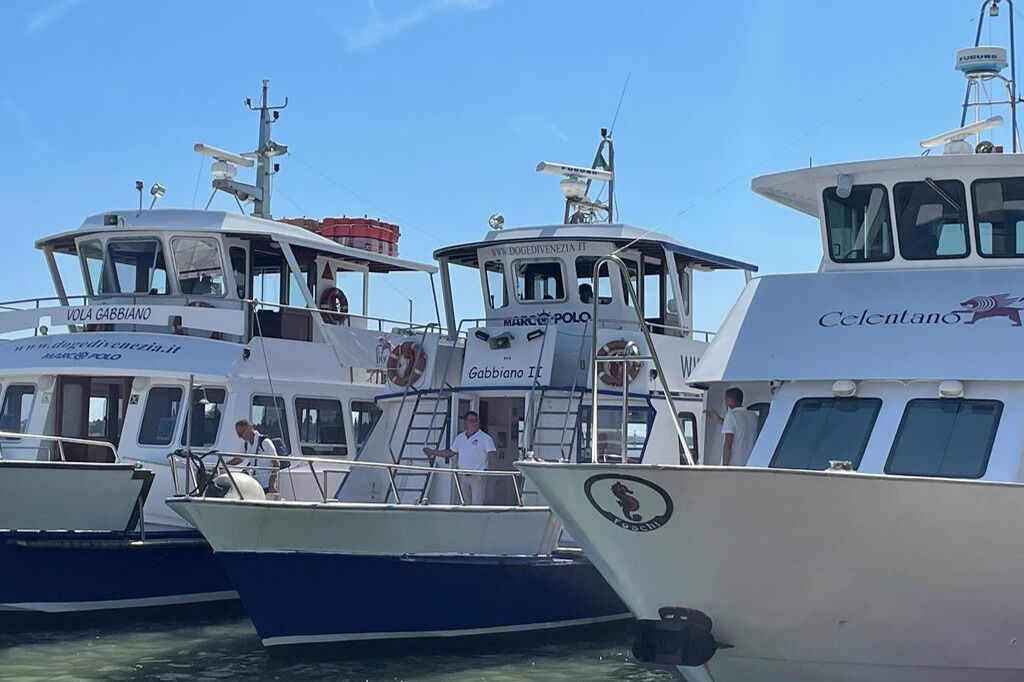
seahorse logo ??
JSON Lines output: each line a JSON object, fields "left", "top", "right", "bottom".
{"left": 584, "top": 474, "right": 674, "bottom": 533}
{"left": 611, "top": 481, "right": 642, "bottom": 521}
{"left": 955, "top": 294, "right": 1024, "bottom": 326}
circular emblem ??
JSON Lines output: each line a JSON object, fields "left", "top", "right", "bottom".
{"left": 584, "top": 473, "right": 673, "bottom": 532}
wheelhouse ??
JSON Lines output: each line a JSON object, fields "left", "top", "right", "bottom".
{"left": 690, "top": 152, "right": 1024, "bottom": 482}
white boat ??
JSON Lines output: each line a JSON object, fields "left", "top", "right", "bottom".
{"left": 167, "top": 130, "right": 757, "bottom": 652}
{"left": 519, "top": 3, "right": 1024, "bottom": 680}
{"left": 0, "top": 81, "right": 446, "bottom": 620}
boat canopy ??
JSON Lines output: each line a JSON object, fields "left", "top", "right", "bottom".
{"left": 37, "top": 209, "right": 437, "bottom": 274}
{"left": 434, "top": 223, "right": 757, "bottom": 272}
{"left": 752, "top": 153, "right": 1024, "bottom": 217}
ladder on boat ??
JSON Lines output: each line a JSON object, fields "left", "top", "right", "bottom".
{"left": 385, "top": 390, "right": 451, "bottom": 503}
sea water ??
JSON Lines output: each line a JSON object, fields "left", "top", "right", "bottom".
{"left": 0, "top": 616, "right": 677, "bottom": 681}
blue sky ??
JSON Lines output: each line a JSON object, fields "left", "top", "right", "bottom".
{"left": 0, "top": 0, "right": 1005, "bottom": 330}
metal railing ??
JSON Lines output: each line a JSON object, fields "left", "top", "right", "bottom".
{"left": 0, "top": 430, "right": 119, "bottom": 462}
{"left": 167, "top": 449, "right": 525, "bottom": 506}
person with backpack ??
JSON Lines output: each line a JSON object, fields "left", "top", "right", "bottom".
{"left": 229, "top": 418, "right": 280, "bottom": 494}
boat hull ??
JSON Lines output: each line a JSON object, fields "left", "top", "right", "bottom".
{"left": 0, "top": 529, "right": 235, "bottom": 624}
{"left": 0, "top": 461, "right": 152, "bottom": 532}
{"left": 218, "top": 550, "right": 628, "bottom": 651}
{"left": 167, "top": 497, "right": 628, "bottom": 650}
{"left": 517, "top": 463, "right": 1024, "bottom": 682}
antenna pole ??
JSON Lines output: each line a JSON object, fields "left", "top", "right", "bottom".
{"left": 606, "top": 131, "right": 615, "bottom": 223}
{"left": 248, "top": 79, "right": 288, "bottom": 219}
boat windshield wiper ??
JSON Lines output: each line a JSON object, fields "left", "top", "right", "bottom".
{"left": 924, "top": 177, "right": 962, "bottom": 213}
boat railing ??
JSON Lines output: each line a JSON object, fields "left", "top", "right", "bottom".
{"left": 167, "top": 449, "right": 526, "bottom": 506}
{"left": 0, "top": 430, "right": 119, "bottom": 463}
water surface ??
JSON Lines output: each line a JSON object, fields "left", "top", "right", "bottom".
{"left": 0, "top": 616, "right": 679, "bottom": 681}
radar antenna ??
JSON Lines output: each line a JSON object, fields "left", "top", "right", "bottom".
{"left": 536, "top": 128, "right": 615, "bottom": 224}
{"left": 195, "top": 79, "right": 288, "bottom": 218}
{"left": 955, "top": 0, "right": 1021, "bottom": 152}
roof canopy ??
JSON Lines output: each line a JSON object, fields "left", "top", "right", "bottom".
{"left": 434, "top": 223, "right": 757, "bottom": 272}
{"left": 37, "top": 209, "right": 436, "bottom": 274}
{"left": 752, "top": 153, "right": 1024, "bottom": 216}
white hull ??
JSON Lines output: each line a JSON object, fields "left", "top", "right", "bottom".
{"left": 0, "top": 461, "right": 150, "bottom": 531}
{"left": 168, "top": 498, "right": 562, "bottom": 555}
{"left": 518, "top": 463, "right": 1024, "bottom": 682}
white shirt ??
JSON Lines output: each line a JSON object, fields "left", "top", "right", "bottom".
{"left": 450, "top": 429, "right": 495, "bottom": 471}
{"left": 721, "top": 407, "right": 758, "bottom": 466}
{"left": 242, "top": 430, "right": 278, "bottom": 488}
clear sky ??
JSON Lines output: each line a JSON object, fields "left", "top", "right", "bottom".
{"left": 0, "top": 0, "right": 1007, "bottom": 330}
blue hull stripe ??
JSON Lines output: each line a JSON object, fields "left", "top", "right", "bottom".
{"left": 215, "top": 551, "right": 629, "bottom": 646}
{"left": 0, "top": 529, "right": 235, "bottom": 616}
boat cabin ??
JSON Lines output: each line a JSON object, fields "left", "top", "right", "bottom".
{"left": 339, "top": 216, "right": 755, "bottom": 506}
{"left": 691, "top": 151, "right": 1024, "bottom": 482}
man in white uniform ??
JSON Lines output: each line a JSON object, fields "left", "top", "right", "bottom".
{"left": 423, "top": 410, "right": 497, "bottom": 505}
{"left": 707, "top": 387, "right": 758, "bottom": 466}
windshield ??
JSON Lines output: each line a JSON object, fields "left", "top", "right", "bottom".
{"left": 172, "top": 237, "right": 225, "bottom": 296}
{"left": 84, "top": 239, "right": 169, "bottom": 295}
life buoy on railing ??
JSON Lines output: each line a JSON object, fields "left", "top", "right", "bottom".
{"left": 318, "top": 287, "right": 349, "bottom": 325}
{"left": 387, "top": 341, "right": 427, "bottom": 387}
{"left": 188, "top": 300, "right": 223, "bottom": 340}
{"left": 596, "top": 339, "right": 642, "bottom": 387}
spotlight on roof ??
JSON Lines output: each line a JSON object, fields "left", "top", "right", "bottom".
{"left": 488, "top": 213, "right": 505, "bottom": 230}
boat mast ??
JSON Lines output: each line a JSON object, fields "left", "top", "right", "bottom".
{"left": 247, "top": 80, "right": 289, "bottom": 218}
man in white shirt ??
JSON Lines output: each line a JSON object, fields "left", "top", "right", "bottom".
{"left": 423, "top": 410, "right": 497, "bottom": 505}
{"left": 228, "top": 418, "right": 280, "bottom": 493}
{"left": 706, "top": 387, "right": 759, "bottom": 466}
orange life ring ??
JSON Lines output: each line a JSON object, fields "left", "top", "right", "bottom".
{"left": 597, "top": 339, "right": 642, "bottom": 387}
{"left": 318, "top": 287, "right": 349, "bottom": 325}
{"left": 387, "top": 341, "right": 427, "bottom": 387}
{"left": 188, "top": 301, "right": 223, "bottom": 340}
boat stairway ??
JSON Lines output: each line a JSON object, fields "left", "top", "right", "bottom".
{"left": 389, "top": 392, "right": 452, "bottom": 503}
{"left": 512, "top": 388, "right": 584, "bottom": 506}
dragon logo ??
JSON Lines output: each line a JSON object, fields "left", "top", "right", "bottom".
{"left": 611, "top": 481, "right": 642, "bottom": 521}
{"left": 955, "top": 294, "right": 1024, "bottom": 326}
{"left": 585, "top": 474, "right": 673, "bottom": 533}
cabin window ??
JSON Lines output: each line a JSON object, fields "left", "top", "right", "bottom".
{"left": 579, "top": 407, "right": 650, "bottom": 463}
{"left": 677, "top": 411, "right": 699, "bottom": 463}
{"left": 483, "top": 260, "right": 508, "bottom": 309}
{"left": 352, "top": 400, "right": 382, "bottom": 451}
{"left": 138, "top": 387, "right": 183, "bottom": 445}
{"left": 100, "top": 239, "right": 169, "bottom": 295}
{"left": 229, "top": 247, "right": 247, "bottom": 299}
{"left": 972, "top": 178, "right": 1024, "bottom": 257}
{"left": 172, "top": 238, "right": 226, "bottom": 296}
{"left": 823, "top": 185, "right": 893, "bottom": 263}
{"left": 80, "top": 240, "right": 104, "bottom": 296}
{"left": 771, "top": 397, "right": 881, "bottom": 470}
{"left": 894, "top": 180, "right": 969, "bottom": 259}
{"left": 747, "top": 401, "right": 771, "bottom": 437}
{"left": 514, "top": 260, "right": 565, "bottom": 302}
{"left": 295, "top": 397, "right": 347, "bottom": 456}
{"left": 644, "top": 270, "right": 663, "bottom": 321}
{"left": 885, "top": 399, "right": 1001, "bottom": 479}
{"left": 182, "top": 387, "right": 226, "bottom": 447}
{"left": 0, "top": 385, "right": 35, "bottom": 436}
{"left": 575, "top": 256, "right": 612, "bottom": 305}
{"left": 251, "top": 395, "right": 291, "bottom": 454}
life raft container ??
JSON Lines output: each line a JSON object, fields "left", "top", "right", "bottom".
{"left": 596, "top": 339, "right": 643, "bottom": 387}
{"left": 387, "top": 341, "right": 427, "bottom": 387}
{"left": 318, "top": 287, "right": 349, "bottom": 325}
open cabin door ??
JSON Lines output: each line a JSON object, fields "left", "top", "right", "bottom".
{"left": 54, "top": 376, "right": 132, "bottom": 462}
